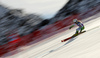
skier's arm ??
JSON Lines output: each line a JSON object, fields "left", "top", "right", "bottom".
{"left": 69, "top": 24, "right": 75, "bottom": 29}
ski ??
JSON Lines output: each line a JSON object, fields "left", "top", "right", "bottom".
{"left": 61, "top": 31, "right": 86, "bottom": 42}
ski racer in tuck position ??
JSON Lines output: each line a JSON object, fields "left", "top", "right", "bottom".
{"left": 61, "top": 19, "right": 85, "bottom": 42}
{"left": 69, "top": 19, "right": 85, "bottom": 37}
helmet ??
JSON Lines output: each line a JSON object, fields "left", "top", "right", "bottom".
{"left": 73, "top": 19, "right": 77, "bottom": 22}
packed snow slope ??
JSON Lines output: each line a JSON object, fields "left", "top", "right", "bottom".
{"left": 7, "top": 15, "right": 100, "bottom": 58}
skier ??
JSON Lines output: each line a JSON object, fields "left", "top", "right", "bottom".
{"left": 69, "top": 19, "right": 85, "bottom": 37}
{"left": 61, "top": 19, "right": 85, "bottom": 42}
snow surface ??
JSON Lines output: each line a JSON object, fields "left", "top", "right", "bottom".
{"left": 6, "top": 16, "right": 100, "bottom": 58}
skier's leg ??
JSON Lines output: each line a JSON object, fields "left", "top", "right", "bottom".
{"left": 76, "top": 28, "right": 80, "bottom": 34}
{"left": 80, "top": 26, "right": 85, "bottom": 33}
{"left": 72, "top": 28, "right": 80, "bottom": 37}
